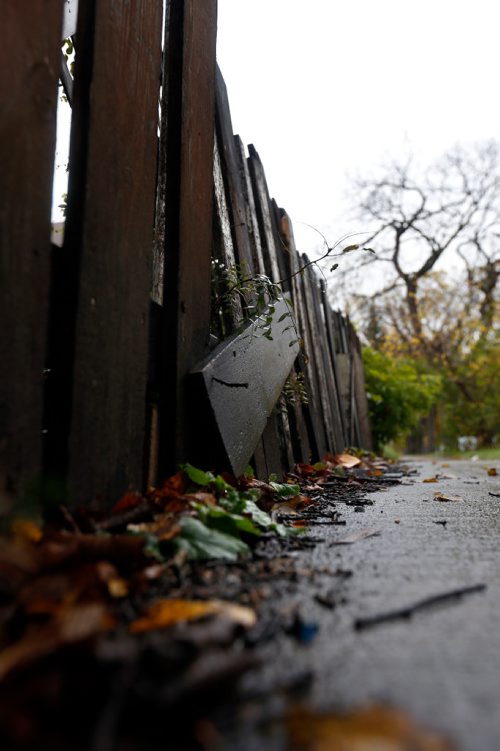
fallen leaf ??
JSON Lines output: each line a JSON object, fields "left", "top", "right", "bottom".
{"left": 11, "top": 519, "right": 43, "bottom": 544}
{"left": 129, "top": 598, "right": 256, "bottom": 633}
{"left": 335, "top": 453, "right": 362, "bottom": 469}
{"left": 0, "top": 603, "right": 114, "bottom": 680}
{"left": 487, "top": 467, "right": 497, "bottom": 476}
{"left": 286, "top": 703, "right": 455, "bottom": 750}
{"left": 434, "top": 492, "right": 462, "bottom": 502}
{"left": 331, "top": 529, "right": 381, "bottom": 545}
{"left": 110, "top": 491, "right": 143, "bottom": 514}
{"left": 422, "top": 477, "right": 438, "bottom": 483}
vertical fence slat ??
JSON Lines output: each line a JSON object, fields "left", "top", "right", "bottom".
{"left": 0, "top": 2, "right": 62, "bottom": 503}
{"left": 215, "top": 69, "right": 256, "bottom": 279}
{"left": 321, "top": 280, "right": 348, "bottom": 446}
{"left": 234, "top": 137, "right": 266, "bottom": 275}
{"left": 159, "top": 0, "right": 218, "bottom": 474}
{"left": 51, "top": 0, "right": 163, "bottom": 507}
{"left": 307, "top": 272, "right": 345, "bottom": 452}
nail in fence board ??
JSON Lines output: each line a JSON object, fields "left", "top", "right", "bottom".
{"left": 53, "top": 0, "right": 163, "bottom": 507}
{"left": 0, "top": 1, "right": 62, "bottom": 501}
{"left": 159, "top": 0, "right": 218, "bottom": 475}
{"left": 191, "top": 298, "right": 300, "bottom": 476}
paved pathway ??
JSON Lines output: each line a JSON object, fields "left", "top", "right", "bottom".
{"left": 233, "top": 457, "right": 500, "bottom": 751}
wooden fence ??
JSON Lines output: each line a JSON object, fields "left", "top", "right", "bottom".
{"left": 0, "top": 1, "right": 370, "bottom": 511}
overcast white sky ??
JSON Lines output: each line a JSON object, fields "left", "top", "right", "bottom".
{"left": 216, "top": 0, "right": 500, "bottom": 254}
{"left": 54, "top": 0, "right": 500, "bottom": 262}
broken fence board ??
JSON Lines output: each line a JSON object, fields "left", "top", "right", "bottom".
{"left": 191, "top": 298, "right": 300, "bottom": 476}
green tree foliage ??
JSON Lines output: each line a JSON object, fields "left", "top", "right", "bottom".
{"left": 362, "top": 347, "right": 441, "bottom": 449}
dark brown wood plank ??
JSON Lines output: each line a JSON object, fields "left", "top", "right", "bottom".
{"left": 234, "top": 136, "right": 266, "bottom": 275}
{"left": 191, "top": 298, "right": 300, "bottom": 476}
{"left": 247, "top": 145, "right": 282, "bottom": 283}
{"left": 321, "top": 279, "right": 348, "bottom": 446}
{"left": 0, "top": 1, "right": 62, "bottom": 503}
{"left": 303, "top": 261, "right": 339, "bottom": 453}
{"left": 348, "top": 321, "right": 372, "bottom": 449}
{"left": 296, "top": 261, "right": 329, "bottom": 458}
{"left": 308, "top": 274, "right": 345, "bottom": 452}
{"left": 276, "top": 211, "right": 313, "bottom": 463}
{"left": 215, "top": 68, "right": 256, "bottom": 279}
{"left": 54, "top": 0, "right": 163, "bottom": 507}
{"left": 159, "top": 0, "right": 218, "bottom": 475}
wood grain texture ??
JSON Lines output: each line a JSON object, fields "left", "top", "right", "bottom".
{"left": 0, "top": 1, "right": 62, "bottom": 501}
{"left": 60, "top": 0, "right": 163, "bottom": 506}
{"left": 159, "top": 0, "right": 218, "bottom": 474}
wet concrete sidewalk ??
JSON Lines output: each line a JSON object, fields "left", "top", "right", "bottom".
{"left": 233, "top": 457, "right": 500, "bottom": 751}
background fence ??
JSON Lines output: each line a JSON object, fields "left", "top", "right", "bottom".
{"left": 1, "top": 0, "right": 370, "bottom": 512}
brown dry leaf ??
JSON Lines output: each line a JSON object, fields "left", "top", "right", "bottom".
{"left": 127, "top": 513, "right": 181, "bottom": 541}
{"left": 286, "top": 703, "right": 455, "bottom": 750}
{"left": 0, "top": 603, "right": 114, "bottom": 681}
{"left": 487, "top": 467, "right": 497, "bottom": 476}
{"left": 110, "top": 491, "right": 143, "bottom": 515}
{"left": 331, "top": 529, "right": 381, "bottom": 545}
{"left": 272, "top": 495, "right": 313, "bottom": 512}
{"left": 11, "top": 519, "right": 43, "bottom": 544}
{"left": 335, "top": 453, "right": 362, "bottom": 469}
{"left": 422, "top": 477, "right": 438, "bottom": 483}
{"left": 368, "top": 469, "right": 383, "bottom": 477}
{"left": 184, "top": 492, "right": 218, "bottom": 506}
{"left": 434, "top": 492, "right": 462, "bottom": 502}
{"left": 129, "top": 598, "right": 256, "bottom": 634}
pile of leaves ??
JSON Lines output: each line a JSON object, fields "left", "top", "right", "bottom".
{"left": 0, "top": 451, "right": 395, "bottom": 749}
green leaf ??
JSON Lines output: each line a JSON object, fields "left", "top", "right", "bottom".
{"left": 330, "top": 263, "right": 339, "bottom": 271}
{"left": 278, "top": 311, "right": 291, "bottom": 322}
{"left": 181, "top": 463, "right": 216, "bottom": 486}
{"left": 342, "top": 244, "right": 360, "bottom": 253}
{"left": 363, "top": 247, "right": 376, "bottom": 253}
{"left": 269, "top": 481, "right": 301, "bottom": 499}
{"left": 173, "top": 517, "right": 250, "bottom": 561}
{"left": 193, "top": 502, "right": 262, "bottom": 537}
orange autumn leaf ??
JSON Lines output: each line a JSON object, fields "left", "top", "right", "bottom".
{"left": 129, "top": 598, "right": 256, "bottom": 633}
{"left": 286, "top": 703, "right": 454, "bottom": 750}
{"left": 11, "top": 519, "right": 43, "bottom": 544}
{"left": 487, "top": 467, "right": 497, "bottom": 476}
{"left": 111, "top": 491, "right": 143, "bottom": 514}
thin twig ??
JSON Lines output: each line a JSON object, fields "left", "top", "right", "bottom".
{"left": 354, "top": 583, "right": 486, "bottom": 630}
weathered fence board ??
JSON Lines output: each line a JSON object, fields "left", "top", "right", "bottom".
{"left": 234, "top": 136, "right": 267, "bottom": 276}
{"left": 0, "top": 1, "right": 62, "bottom": 503}
{"left": 2, "top": 3, "right": 371, "bottom": 511}
{"left": 215, "top": 68, "right": 256, "bottom": 280}
{"left": 158, "top": 0, "right": 218, "bottom": 475}
{"left": 191, "top": 298, "right": 300, "bottom": 476}
{"left": 46, "top": 0, "right": 163, "bottom": 507}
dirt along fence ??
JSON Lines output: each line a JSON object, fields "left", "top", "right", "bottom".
{"left": 0, "top": 1, "right": 370, "bottom": 512}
